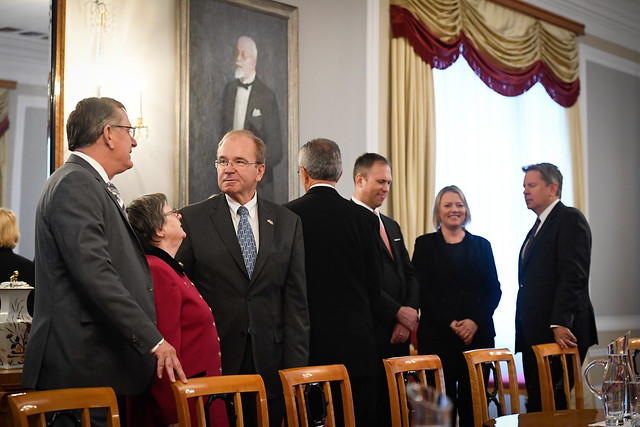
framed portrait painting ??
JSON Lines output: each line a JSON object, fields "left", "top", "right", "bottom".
{"left": 179, "top": 0, "right": 298, "bottom": 205}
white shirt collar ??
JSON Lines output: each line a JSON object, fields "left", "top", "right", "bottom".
{"left": 225, "top": 192, "right": 258, "bottom": 217}
{"left": 351, "top": 196, "right": 376, "bottom": 214}
{"left": 536, "top": 198, "right": 561, "bottom": 234}
{"left": 309, "top": 183, "right": 335, "bottom": 190}
{"left": 71, "top": 151, "right": 109, "bottom": 183}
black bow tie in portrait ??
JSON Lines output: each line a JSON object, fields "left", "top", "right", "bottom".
{"left": 237, "top": 80, "right": 252, "bottom": 89}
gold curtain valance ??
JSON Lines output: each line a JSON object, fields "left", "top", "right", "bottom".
{"left": 391, "top": 0, "right": 579, "bottom": 85}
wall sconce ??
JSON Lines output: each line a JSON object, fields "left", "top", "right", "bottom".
{"left": 136, "top": 91, "right": 149, "bottom": 140}
{"left": 88, "top": 0, "right": 114, "bottom": 35}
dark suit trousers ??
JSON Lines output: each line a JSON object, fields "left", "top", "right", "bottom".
{"left": 522, "top": 339, "right": 589, "bottom": 412}
{"left": 375, "top": 342, "right": 409, "bottom": 427}
{"left": 238, "top": 336, "right": 285, "bottom": 427}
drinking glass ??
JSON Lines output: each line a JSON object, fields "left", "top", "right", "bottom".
{"left": 406, "top": 382, "right": 453, "bottom": 427}
{"left": 630, "top": 377, "right": 640, "bottom": 427}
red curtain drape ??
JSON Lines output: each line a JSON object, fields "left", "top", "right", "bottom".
{"left": 390, "top": 5, "right": 580, "bottom": 107}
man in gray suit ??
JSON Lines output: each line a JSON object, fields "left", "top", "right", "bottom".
{"left": 22, "top": 97, "right": 186, "bottom": 426}
{"left": 177, "top": 129, "right": 309, "bottom": 426}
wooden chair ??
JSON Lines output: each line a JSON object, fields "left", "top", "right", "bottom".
{"left": 463, "top": 348, "right": 520, "bottom": 427}
{"left": 8, "top": 387, "right": 120, "bottom": 426}
{"left": 383, "top": 354, "right": 446, "bottom": 427}
{"left": 531, "top": 343, "right": 584, "bottom": 411}
{"left": 279, "top": 364, "right": 355, "bottom": 427}
{"left": 171, "top": 374, "right": 268, "bottom": 427}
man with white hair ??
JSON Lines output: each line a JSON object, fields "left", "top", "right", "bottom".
{"left": 221, "top": 35, "right": 282, "bottom": 202}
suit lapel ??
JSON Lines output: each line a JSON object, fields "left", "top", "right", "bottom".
{"left": 208, "top": 195, "right": 248, "bottom": 278}
{"left": 68, "top": 156, "right": 143, "bottom": 251}
{"left": 521, "top": 202, "right": 563, "bottom": 266}
{"left": 252, "top": 199, "right": 274, "bottom": 282}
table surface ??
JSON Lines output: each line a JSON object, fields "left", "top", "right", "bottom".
{"left": 483, "top": 408, "right": 604, "bottom": 427}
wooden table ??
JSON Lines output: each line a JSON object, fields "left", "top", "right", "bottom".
{"left": 483, "top": 408, "right": 604, "bottom": 427}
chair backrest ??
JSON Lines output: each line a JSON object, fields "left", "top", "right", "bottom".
{"left": 383, "top": 355, "right": 446, "bottom": 427}
{"left": 171, "top": 374, "right": 269, "bottom": 427}
{"left": 8, "top": 387, "right": 120, "bottom": 427}
{"left": 629, "top": 338, "right": 640, "bottom": 376}
{"left": 531, "top": 343, "right": 584, "bottom": 411}
{"left": 279, "top": 364, "right": 355, "bottom": 427}
{"left": 463, "top": 348, "right": 520, "bottom": 427}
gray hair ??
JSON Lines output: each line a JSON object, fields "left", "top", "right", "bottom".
{"left": 522, "top": 162, "right": 563, "bottom": 198}
{"left": 126, "top": 193, "right": 168, "bottom": 252}
{"left": 299, "top": 138, "right": 342, "bottom": 182}
{"left": 218, "top": 129, "right": 266, "bottom": 165}
{"left": 432, "top": 185, "right": 471, "bottom": 230}
{"left": 67, "top": 97, "right": 126, "bottom": 151}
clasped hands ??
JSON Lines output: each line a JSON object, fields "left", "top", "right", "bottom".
{"left": 391, "top": 306, "right": 419, "bottom": 344}
{"left": 450, "top": 319, "right": 478, "bottom": 345}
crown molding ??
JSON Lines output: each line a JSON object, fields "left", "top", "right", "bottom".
{"left": 525, "top": 0, "right": 640, "bottom": 54}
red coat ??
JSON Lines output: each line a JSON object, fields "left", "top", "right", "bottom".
{"left": 146, "top": 249, "right": 228, "bottom": 426}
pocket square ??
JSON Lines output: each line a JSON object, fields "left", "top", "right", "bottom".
{"left": 252, "top": 108, "right": 262, "bottom": 117}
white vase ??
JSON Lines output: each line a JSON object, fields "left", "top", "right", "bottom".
{"left": 0, "top": 281, "right": 33, "bottom": 369}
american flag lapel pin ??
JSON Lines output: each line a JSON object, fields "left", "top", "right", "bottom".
{"left": 267, "top": 219, "right": 274, "bottom": 226}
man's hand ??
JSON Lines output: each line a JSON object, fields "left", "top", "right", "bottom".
{"left": 450, "top": 319, "right": 478, "bottom": 346}
{"left": 391, "top": 323, "right": 412, "bottom": 344}
{"left": 553, "top": 326, "right": 577, "bottom": 349}
{"left": 396, "top": 306, "right": 419, "bottom": 331}
{"left": 153, "top": 341, "right": 188, "bottom": 383}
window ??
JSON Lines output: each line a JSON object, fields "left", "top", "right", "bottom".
{"left": 432, "top": 56, "right": 574, "bottom": 354}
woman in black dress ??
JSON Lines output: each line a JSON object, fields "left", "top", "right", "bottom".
{"left": 412, "top": 185, "right": 501, "bottom": 427}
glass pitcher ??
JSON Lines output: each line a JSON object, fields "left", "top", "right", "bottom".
{"left": 584, "top": 332, "right": 636, "bottom": 426}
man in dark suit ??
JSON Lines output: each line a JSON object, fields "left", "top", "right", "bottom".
{"left": 351, "top": 153, "right": 419, "bottom": 426}
{"left": 176, "top": 129, "right": 309, "bottom": 426}
{"left": 22, "top": 97, "right": 186, "bottom": 426}
{"left": 221, "top": 36, "right": 282, "bottom": 202}
{"left": 516, "top": 162, "right": 597, "bottom": 412}
{"left": 284, "top": 139, "right": 382, "bottom": 426}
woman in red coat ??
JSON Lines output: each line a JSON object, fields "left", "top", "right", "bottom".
{"left": 127, "top": 193, "right": 228, "bottom": 427}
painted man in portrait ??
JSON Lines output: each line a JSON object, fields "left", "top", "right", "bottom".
{"left": 221, "top": 36, "right": 282, "bottom": 202}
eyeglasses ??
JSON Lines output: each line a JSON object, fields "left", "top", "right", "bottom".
{"left": 214, "top": 159, "right": 261, "bottom": 169}
{"left": 164, "top": 207, "right": 180, "bottom": 217}
{"left": 112, "top": 125, "right": 138, "bottom": 138}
